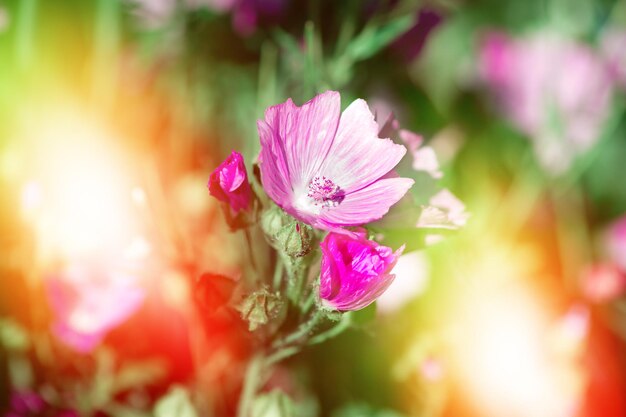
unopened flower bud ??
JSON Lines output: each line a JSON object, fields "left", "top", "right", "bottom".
{"left": 275, "top": 221, "right": 314, "bottom": 258}
{"left": 260, "top": 205, "right": 289, "bottom": 240}
{"left": 238, "top": 288, "right": 284, "bottom": 332}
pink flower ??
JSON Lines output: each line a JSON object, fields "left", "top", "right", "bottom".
{"left": 319, "top": 230, "right": 403, "bottom": 311}
{"left": 208, "top": 151, "right": 253, "bottom": 214}
{"left": 607, "top": 215, "right": 626, "bottom": 272}
{"left": 480, "top": 32, "right": 614, "bottom": 174}
{"left": 580, "top": 264, "right": 626, "bottom": 303}
{"left": 46, "top": 260, "right": 145, "bottom": 353}
{"left": 417, "top": 188, "right": 468, "bottom": 229}
{"left": 257, "top": 91, "right": 414, "bottom": 232}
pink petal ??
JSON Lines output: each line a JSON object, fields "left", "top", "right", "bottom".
{"left": 319, "top": 177, "right": 414, "bottom": 227}
{"left": 257, "top": 119, "right": 294, "bottom": 206}
{"left": 262, "top": 91, "right": 341, "bottom": 191}
{"left": 320, "top": 99, "right": 408, "bottom": 193}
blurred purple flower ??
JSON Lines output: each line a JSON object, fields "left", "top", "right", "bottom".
{"left": 229, "top": 0, "right": 286, "bottom": 36}
{"left": 208, "top": 151, "right": 253, "bottom": 214}
{"left": 6, "top": 391, "right": 78, "bottom": 417}
{"left": 258, "top": 91, "right": 413, "bottom": 232}
{"left": 319, "top": 229, "right": 403, "bottom": 311}
{"left": 391, "top": 8, "right": 443, "bottom": 62}
{"left": 480, "top": 32, "right": 615, "bottom": 174}
{"left": 46, "top": 261, "right": 145, "bottom": 353}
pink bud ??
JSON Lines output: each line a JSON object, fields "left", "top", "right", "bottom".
{"left": 319, "top": 230, "right": 403, "bottom": 311}
{"left": 208, "top": 151, "right": 253, "bottom": 214}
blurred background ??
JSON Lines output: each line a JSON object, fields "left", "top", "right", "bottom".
{"left": 1, "top": 0, "right": 626, "bottom": 416}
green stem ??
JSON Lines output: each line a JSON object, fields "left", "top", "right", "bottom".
{"left": 272, "top": 256, "right": 284, "bottom": 291}
{"left": 264, "top": 346, "right": 300, "bottom": 367}
{"left": 308, "top": 313, "right": 351, "bottom": 346}
{"left": 237, "top": 354, "right": 265, "bottom": 417}
{"left": 273, "top": 309, "right": 325, "bottom": 349}
{"left": 244, "top": 228, "right": 259, "bottom": 277}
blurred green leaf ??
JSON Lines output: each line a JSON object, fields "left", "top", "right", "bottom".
{"left": 413, "top": 15, "right": 476, "bottom": 114}
{"left": 252, "top": 390, "right": 296, "bottom": 417}
{"left": 113, "top": 359, "right": 168, "bottom": 394}
{"left": 345, "top": 15, "right": 415, "bottom": 62}
{"left": 154, "top": 386, "right": 198, "bottom": 417}
{"left": 8, "top": 355, "right": 33, "bottom": 389}
{"left": 0, "top": 318, "right": 30, "bottom": 351}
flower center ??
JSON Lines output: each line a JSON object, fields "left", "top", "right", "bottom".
{"left": 307, "top": 176, "right": 345, "bottom": 208}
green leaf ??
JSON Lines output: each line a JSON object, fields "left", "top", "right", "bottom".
{"left": 345, "top": 14, "right": 415, "bottom": 62}
{"left": 154, "top": 386, "right": 198, "bottom": 417}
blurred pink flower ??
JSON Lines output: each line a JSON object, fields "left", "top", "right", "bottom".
{"left": 480, "top": 32, "right": 614, "bottom": 174}
{"left": 319, "top": 229, "right": 403, "bottom": 311}
{"left": 601, "top": 28, "right": 626, "bottom": 89}
{"left": 550, "top": 304, "right": 590, "bottom": 358}
{"left": 6, "top": 390, "right": 78, "bottom": 417}
{"left": 420, "top": 356, "right": 445, "bottom": 382}
{"left": 417, "top": 188, "right": 468, "bottom": 229}
{"left": 258, "top": 91, "right": 413, "bottom": 232}
{"left": 208, "top": 151, "right": 253, "bottom": 214}
{"left": 580, "top": 264, "right": 626, "bottom": 303}
{"left": 378, "top": 113, "right": 442, "bottom": 178}
{"left": 46, "top": 261, "right": 145, "bottom": 353}
{"left": 607, "top": 215, "right": 626, "bottom": 272}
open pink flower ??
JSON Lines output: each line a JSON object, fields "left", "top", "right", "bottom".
{"left": 258, "top": 91, "right": 414, "bottom": 232}
{"left": 319, "top": 230, "right": 403, "bottom": 311}
{"left": 208, "top": 151, "right": 253, "bottom": 214}
{"left": 46, "top": 261, "right": 145, "bottom": 353}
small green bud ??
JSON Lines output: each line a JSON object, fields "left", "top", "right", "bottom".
{"left": 275, "top": 221, "right": 314, "bottom": 258}
{"left": 238, "top": 288, "right": 284, "bottom": 332}
{"left": 260, "top": 205, "right": 289, "bottom": 240}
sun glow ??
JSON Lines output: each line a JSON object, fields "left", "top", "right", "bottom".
{"left": 18, "top": 105, "right": 140, "bottom": 262}
{"left": 448, "top": 282, "right": 586, "bottom": 417}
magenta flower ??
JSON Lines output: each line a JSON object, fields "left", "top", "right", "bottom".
{"left": 319, "top": 230, "right": 403, "bottom": 311}
{"left": 480, "top": 32, "right": 614, "bottom": 174}
{"left": 45, "top": 260, "right": 145, "bottom": 353}
{"left": 258, "top": 91, "right": 414, "bottom": 232}
{"left": 208, "top": 151, "right": 253, "bottom": 214}
{"left": 6, "top": 390, "right": 78, "bottom": 417}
